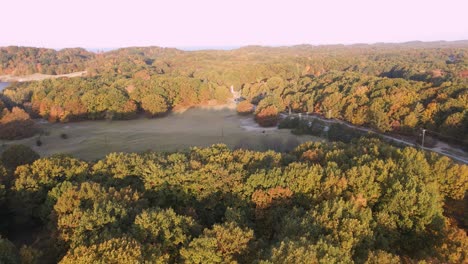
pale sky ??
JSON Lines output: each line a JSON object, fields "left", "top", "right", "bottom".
{"left": 1, "top": 0, "right": 467, "bottom": 49}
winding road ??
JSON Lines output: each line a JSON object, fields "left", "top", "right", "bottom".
{"left": 281, "top": 113, "right": 468, "bottom": 164}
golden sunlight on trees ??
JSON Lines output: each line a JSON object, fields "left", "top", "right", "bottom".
{"left": 140, "top": 94, "right": 169, "bottom": 116}
{"left": 255, "top": 105, "right": 279, "bottom": 127}
{"left": 236, "top": 100, "right": 254, "bottom": 115}
{"left": 0, "top": 107, "right": 37, "bottom": 140}
{"left": 0, "top": 140, "right": 463, "bottom": 263}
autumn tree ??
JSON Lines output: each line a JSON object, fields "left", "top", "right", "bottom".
{"left": 140, "top": 94, "right": 169, "bottom": 117}
{"left": 236, "top": 100, "right": 254, "bottom": 115}
{"left": 0, "top": 107, "right": 38, "bottom": 140}
{"left": 0, "top": 144, "right": 39, "bottom": 171}
{"left": 181, "top": 222, "right": 254, "bottom": 263}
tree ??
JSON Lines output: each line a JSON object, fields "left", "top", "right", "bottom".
{"left": 181, "top": 222, "right": 254, "bottom": 263}
{"left": 11, "top": 155, "right": 88, "bottom": 224}
{"left": 0, "top": 236, "right": 18, "bottom": 264}
{"left": 255, "top": 105, "right": 279, "bottom": 127}
{"left": 18, "top": 245, "right": 42, "bottom": 264}
{"left": 402, "top": 112, "right": 418, "bottom": 130}
{"left": 0, "top": 107, "right": 38, "bottom": 140}
{"left": 428, "top": 155, "right": 468, "bottom": 200}
{"left": 365, "top": 250, "right": 401, "bottom": 264}
{"left": 265, "top": 238, "right": 353, "bottom": 264}
{"left": 59, "top": 237, "right": 166, "bottom": 264}
{"left": 375, "top": 175, "right": 443, "bottom": 253}
{"left": 132, "top": 208, "right": 198, "bottom": 254}
{"left": 139, "top": 94, "right": 169, "bottom": 117}
{"left": 368, "top": 100, "right": 391, "bottom": 132}
{"left": 0, "top": 144, "right": 39, "bottom": 171}
{"left": 53, "top": 182, "right": 145, "bottom": 247}
{"left": 236, "top": 100, "right": 254, "bottom": 115}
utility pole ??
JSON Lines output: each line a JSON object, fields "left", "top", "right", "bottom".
{"left": 421, "top": 128, "right": 426, "bottom": 148}
{"left": 221, "top": 119, "right": 224, "bottom": 138}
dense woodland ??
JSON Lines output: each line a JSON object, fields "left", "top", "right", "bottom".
{"left": 0, "top": 139, "right": 467, "bottom": 263}
{"left": 0, "top": 43, "right": 467, "bottom": 263}
{"left": 0, "top": 42, "right": 467, "bottom": 146}
{"left": 0, "top": 47, "right": 93, "bottom": 76}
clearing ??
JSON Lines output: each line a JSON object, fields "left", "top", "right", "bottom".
{"left": 2, "top": 108, "right": 321, "bottom": 160}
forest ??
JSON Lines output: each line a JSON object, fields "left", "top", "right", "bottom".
{"left": 0, "top": 42, "right": 467, "bottom": 147}
{"left": 0, "top": 47, "right": 93, "bottom": 76}
{"left": 0, "top": 138, "right": 467, "bottom": 263}
{"left": 0, "top": 42, "right": 467, "bottom": 263}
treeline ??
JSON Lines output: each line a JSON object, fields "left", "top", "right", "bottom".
{"left": 1, "top": 42, "right": 467, "bottom": 81}
{"left": 1, "top": 74, "right": 230, "bottom": 124}
{"left": 0, "top": 47, "right": 94, "bottom": 76}
{"left": 0, "top": 139, "right": 467, "bottom": 263}
{"left": 0, "top": 42, "right": 467, "bottom": 141}
{"left": 242, "top": 71, "right": 468, "bottom": 146}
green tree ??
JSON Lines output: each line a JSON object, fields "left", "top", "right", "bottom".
{"left": 132, "top": 208, "right": 198, "bottom": 254}
{"left": 0, "top": 144, "right": 39, "bottom": 171}
{"left": 11, "top": 155, "right": 88, "bottom": 224}
{"left": 140, "top": 94, "right": 169, "bottom": 116}
{"left": 59, "top": 237, "right": 167, "bottom": 264}
{"left": 53, "top": 182, "right": 145, "bottom": 247}
{"left": 0, "top": 236, "right": 18, "bottom": 264}
{"left": 181, "top": 222, "right": 254, "bottom": 263}
{"left": 368, "top": 99, "right": 391, "bottom": 132}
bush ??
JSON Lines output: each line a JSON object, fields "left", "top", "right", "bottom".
{"left": 327, "top": 123, "right": 366, "bottom": 143}
{"left": 278, "top": 117, "right": 300, "bottom": 129}
{"left": 279, "top": 117, "right": 325, "bottom": 136}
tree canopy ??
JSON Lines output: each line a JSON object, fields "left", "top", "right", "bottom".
{"left": 1, "top": 42, "right": 466, "bottom": 145}
{"left": 0, "top": 139, "right": 465, "bottom": 263}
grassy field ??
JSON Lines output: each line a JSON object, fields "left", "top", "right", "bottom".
{"left": 1, "top": 108, "right": 322, "bottom": 160}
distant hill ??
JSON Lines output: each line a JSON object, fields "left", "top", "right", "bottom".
{"left": 0, "top": 46, "right": 94, "bottom": 75}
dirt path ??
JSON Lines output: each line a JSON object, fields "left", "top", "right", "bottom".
{"left": 0, "top": 71, "right": 87, "bottom": 82}
{"left": 281, "top": 113, "right": 468, "bottom": 164}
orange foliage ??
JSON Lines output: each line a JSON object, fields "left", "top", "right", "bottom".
{"left": 255, "top": 105, "right": 279, "bottom": 127}
{"left": 459, "top": 70, "right": 468, "bottom": 78}
{"left": 301, "top": 149, "right": 322, "bottom": 163}
{"left": 236, "top": 101, "right": 254, "bottom": 115}
{"left": 252, "top": 187, "right": 293, "bottom": 210}
{"left": 0, "top": 107, "right": 38, "bottom": 139}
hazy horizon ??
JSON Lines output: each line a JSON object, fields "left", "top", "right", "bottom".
{"left": 3, "top": 39, "right": 468, "bottom": 53}
{"left": 2, "top": 0, "right": 467, "bottom": 49}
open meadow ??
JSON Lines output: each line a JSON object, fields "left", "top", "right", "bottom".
{"left": 2, "top": 108, "right": 321, "bottom": 160}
